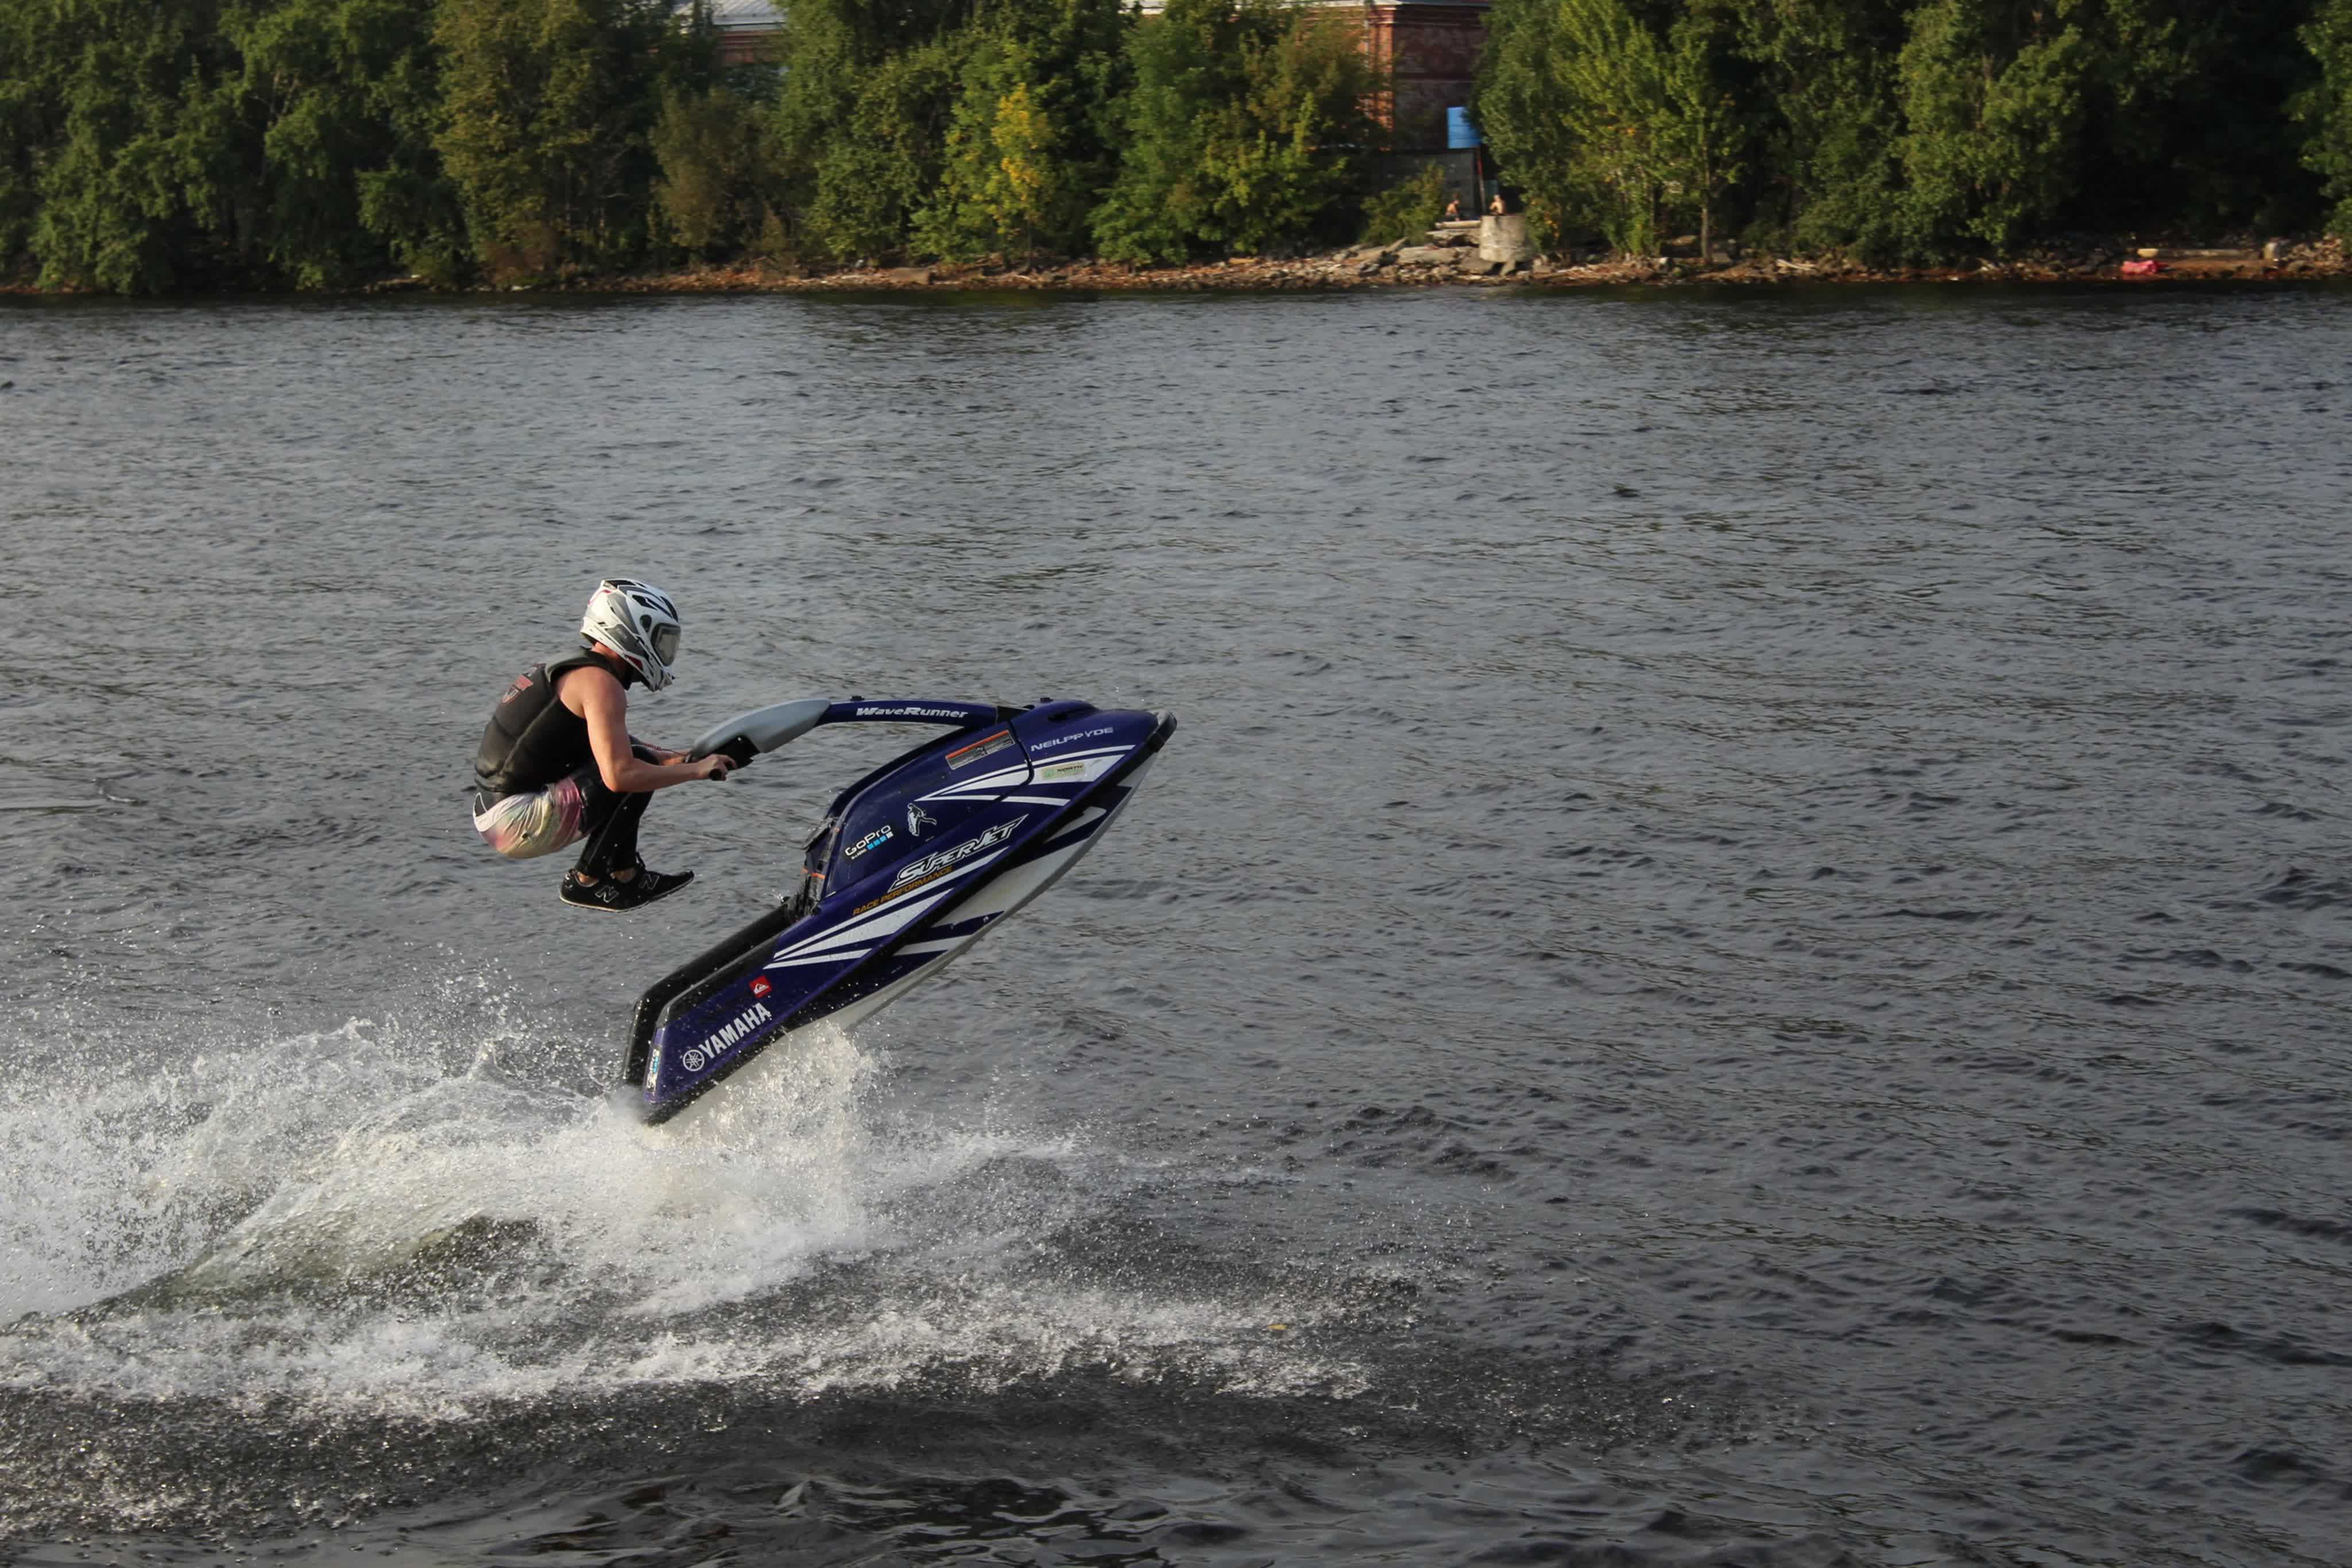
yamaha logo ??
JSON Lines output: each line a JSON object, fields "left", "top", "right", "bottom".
{"left": 679, "top": 999, "right": 776, "bottom": 1077}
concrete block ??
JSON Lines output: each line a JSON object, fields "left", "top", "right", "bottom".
{"left": 1477, "top": 214, "right": 1535, "bottom": 265}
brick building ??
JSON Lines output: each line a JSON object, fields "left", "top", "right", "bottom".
{"left": 1347, "top": 2, "right": 1491, "bottom": 153}
{"left": 705, "top": 0, "right": 783, "bottom": 67}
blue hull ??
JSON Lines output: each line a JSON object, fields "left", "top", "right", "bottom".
{"left": 624, "top": 699, "right": 1175, "bottom": 1124}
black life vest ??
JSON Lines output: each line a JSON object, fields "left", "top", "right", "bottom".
{"left": 473, "top": 646, "right": 628, "bottom": 797}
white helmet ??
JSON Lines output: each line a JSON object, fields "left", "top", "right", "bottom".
{"left": 580, "top": 578, "right": 682, "bottom": 691}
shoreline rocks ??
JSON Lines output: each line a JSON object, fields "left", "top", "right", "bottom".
{"left": 7, "top": 236, "right": 2343, "bottom": 298}
{"left": 562, "top": 232, "right": 2352, "bottom": 294}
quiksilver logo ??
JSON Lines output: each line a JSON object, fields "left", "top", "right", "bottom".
{"left": 679, "top": 1000, "right": 775, "bottom": 1075}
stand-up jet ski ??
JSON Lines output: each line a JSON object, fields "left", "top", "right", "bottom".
{"left": 623, "top": 698, "right": 1175, "bottom": 1124}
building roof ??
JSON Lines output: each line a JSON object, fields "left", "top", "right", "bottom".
{"left": 705, "top": 0, "right": 781, "bottom": 32}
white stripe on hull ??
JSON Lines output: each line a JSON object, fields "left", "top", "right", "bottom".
{"left": 659, "top": 749, "right": 1162, "bottom": 1125}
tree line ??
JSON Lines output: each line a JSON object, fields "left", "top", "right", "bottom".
{"left": 3, "top": 0, "right": 2351, "bottom": 293}
{"left": 1479, "top": 0, "right": 2352, "bottom": 262}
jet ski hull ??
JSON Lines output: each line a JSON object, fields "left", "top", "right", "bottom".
{"left": 625, "top": 702, "right": 1173, "bottom": 1125}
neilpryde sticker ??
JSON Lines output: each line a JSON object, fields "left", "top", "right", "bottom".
{"left": 1030, "top": 726, "right": 1115, "bottom": 754}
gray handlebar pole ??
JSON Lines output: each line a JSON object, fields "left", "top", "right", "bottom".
{"left": 686, "top": 698, "right": 833, "bottom": 761}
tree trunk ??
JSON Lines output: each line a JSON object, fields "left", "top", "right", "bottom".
{"left": 1697, "top": 129, "right": 1711, "bottom": 267}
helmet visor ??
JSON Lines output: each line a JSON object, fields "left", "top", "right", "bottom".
{"left": 652, "top": 623, "right": 680, "bottom": 665}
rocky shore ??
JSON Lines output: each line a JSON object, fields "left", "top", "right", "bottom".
{"left": 572, "top": 226, "right": 2351, "bottom": 296}
{"left": 10, "top": 229, "right": 2346, "bottom": 299}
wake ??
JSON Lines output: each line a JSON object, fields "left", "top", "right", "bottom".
{"left": 0, "top": 998, "right": 1357, "bottom": 1415}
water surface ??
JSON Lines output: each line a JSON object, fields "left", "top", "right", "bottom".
{"left": 3, "top": 284, "right": 2348, "bottom": 1565}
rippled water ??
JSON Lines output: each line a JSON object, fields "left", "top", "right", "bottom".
{"left": 3, "top": 284, "right": 2349, "bottom": 1566}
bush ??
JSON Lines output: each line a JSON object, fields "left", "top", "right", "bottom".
{"left": 1473, "top": 0, "right": 1742, "bottom": 260}
{"left": 18, "top": 0, "right": 241, "bottom": 293}
{"left": 1358, "top": 162, "right": 1449, "bottom": 243}
{"left": 433, "top": 0, "right": 682, "bottom": 277}
{"left": 652, "top": 84, "right": 788, "bottom": 259}
{"left": 230, "top": 0, "right": 465, "bottom": 288}
{"left": 2303, "top": 0, "right": 2352, "bottom": 238}
{"left": 1893, "top": 0, "right": 2093, "bottom": 258}
{"left": 1093, "top": 0, "right": 1380, "bottom": 262}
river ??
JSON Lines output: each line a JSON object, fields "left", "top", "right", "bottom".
{"left": 2, "top": 283, "right": 2347, "bottom": 1565}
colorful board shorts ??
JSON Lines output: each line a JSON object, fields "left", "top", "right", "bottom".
{"left": 472, "top": 768, "right": 594, "bottom": 860}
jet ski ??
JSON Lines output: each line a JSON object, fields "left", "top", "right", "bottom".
{"left": 622, "top": 698, "right": 1175, "bottom": 1124}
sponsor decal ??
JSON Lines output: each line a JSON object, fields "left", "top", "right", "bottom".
{"left": 749, "top": 975, "right": 771, "bottom": 998}
{"left": 678, "top": 1000, "right": 775, "bottom": 1075}
{"left": 856, "top": 704, "right": 977, "bottom": 721}
{"left": 907, "top": 803, "right": 937, "bottom": 837}
{"left": 1035, "top": 760, "right": 1088, "bottom": 783}
{"left": 1030, "top": 725, "right": 1116, "bottom": 754}
{"left": 879, "top": 823, "right": 1025, "bottom": 893}
{"left": 947, "top": 730, "right": 1016, "bottom": 770}
{"left": 844, "top": 825, "right": 894, "bottom": 860}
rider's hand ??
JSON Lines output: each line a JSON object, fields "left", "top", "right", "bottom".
{"left": 698, "top": 754, "right": 736, "bottom": 781}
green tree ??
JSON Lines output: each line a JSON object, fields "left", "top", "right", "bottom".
{"left": 771, "top": 0, "right": 1125, "bottom": 265}
{"left": 221, "top": 0, "right": 463, "bottom": 287}
{"left": 813, "top": 36, "right": 963, "bottom": 261}
{"left": 1893, "top": 0, "right": 2095, "bottom": 257}
{"left": 927, "top": 62, "right": 1061, "bottom": 258}
{"left": 1473, "top": 0, "right": 1583, "bottom": 248}
{"left": 1662, "top": 3, "right": 1744, "bottom": 261}
{"left": 915, "top": 2, "right": 1129, "bottom": 262}
{"left": 770, "top": 0, "right": 964, "bottom": 261}
{"left": 0, "top": 5, "right": 59, "bottom": 269}
{"left": 1358, "top": 161, "right": 1449, "bottom": 243}
{"left": 432, "top": 0, "right": 683, "bottom": 276}
{"left": 1093, "top": 0, "right": 1380, "bottom": 262}
{"left": 1473, "top": 0, "right": 1745, "bottom": 258}
{"left": 2082, "top": 1, "right": 2319, "bottom": 236}
{"left": 17, "top": 0, "right": 243, "bottom": 292}
{"left": 652, "top": 81, "right": 789, "bottom": 258}
{"left": 1728, "top": 0, "right": 1909, "bottom": 261}
{"left": 2302, "top": 0, "right": 2352, "bottom": 237}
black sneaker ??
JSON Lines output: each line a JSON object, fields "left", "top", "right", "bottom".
{"left": 560, "top": 866, "right": 694, "bottom": 912}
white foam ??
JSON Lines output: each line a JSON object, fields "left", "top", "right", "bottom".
{"left": 0, "top": 999, "right": 1368, "bottom": 1414}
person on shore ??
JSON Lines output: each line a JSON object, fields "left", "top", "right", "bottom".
{"left": 470, "top": 578, "right": 733, "bottom": 912}
{"left": 1444, "top": 197, "right": 1463, "bottom": 222}
{"left": 1488, "top": 193, "right": 1506, "bottom": 216}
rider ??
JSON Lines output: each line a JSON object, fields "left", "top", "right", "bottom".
{"left": 471, "top": 578, "right": 734, "bottom": 911}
